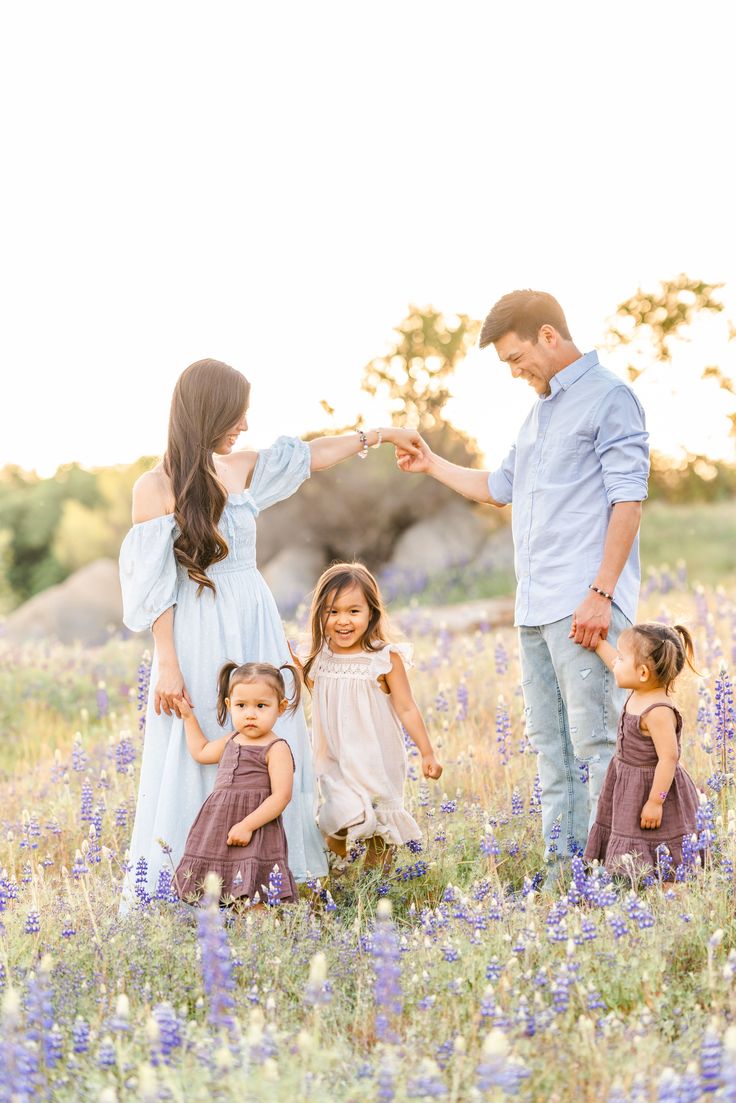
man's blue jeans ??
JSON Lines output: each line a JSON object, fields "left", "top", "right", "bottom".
{"left": 518, "top": 606, "right": 630, "bottom": 877}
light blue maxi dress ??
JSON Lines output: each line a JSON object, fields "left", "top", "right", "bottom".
{"left": 118, "top": 436, "right": 327, "bottom": 907}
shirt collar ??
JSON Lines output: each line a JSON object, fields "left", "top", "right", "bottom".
{"left": 547, "top": 350, "right": 599, "bottom": 398}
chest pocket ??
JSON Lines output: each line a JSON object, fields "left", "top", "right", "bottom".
{"left": 540, "top": 431, "right": 580, "bottom": 482}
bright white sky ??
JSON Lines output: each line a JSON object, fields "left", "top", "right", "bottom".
{"left": 2, "top": 1, "right": 735, "bottom": 476}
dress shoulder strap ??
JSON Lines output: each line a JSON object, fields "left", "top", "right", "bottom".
{"left": 637, "top": 701, "right": 683, "bottom": 733}
{"left": 265, "top": 737, "right": 296, "bottom": 770}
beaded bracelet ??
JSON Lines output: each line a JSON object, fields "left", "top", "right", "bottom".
{"left": 357, "top": 429, "right": 368, "bottom": 460}
{"left": 589, "top": 584, "right": 614, "bottom": 602}
{"left": 371, "top": 428, "right": 383, "bottom": 449}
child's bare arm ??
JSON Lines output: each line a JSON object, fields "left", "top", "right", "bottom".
{"left": 173, "top": 697, "right": 229, "bottom": 765}
{"left": 640, "top": 707, "right": 679, "bottom": 830}
{"left": 227, "top": 742, "right": 294, "bottom": 846}
{"left": 594, "top": 638, "right": 618, "bottom": 672}
{"left": 384, "top": 653, "right": 443, "bottom": 780}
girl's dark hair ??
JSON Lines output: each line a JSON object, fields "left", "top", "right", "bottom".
{"left": 216, "top": 661, "right": 301, "bottom": 727}
{"left": 302, "top": 562, "right": 390, "bottom": 684}
{"left": 626, "top": 622, "right": 697, "bottom": 692}
{"left": 164, "top": 359, "right": 250, "bottom": 595}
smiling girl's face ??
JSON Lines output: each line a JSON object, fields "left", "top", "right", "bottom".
{"left": 225, "top": 679, "right": 285, "bottom": 739}
{"left": 323, "top": 583, "right": 371, "bottom": 654}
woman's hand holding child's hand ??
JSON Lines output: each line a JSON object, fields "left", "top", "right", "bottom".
{"left": 172, "top": 695, "right": 194, "bottom": 720}
{"left": 640, "top": 799, "right": 663, "bottom": 830}
{"left": 227, "top": 821, "right": 253, "bottom": 847}
{"left": 155, "top": 663, "right": 193, "bottom": 718}
{"left": 422, "top": 754, "right": 443, "bottom": 780}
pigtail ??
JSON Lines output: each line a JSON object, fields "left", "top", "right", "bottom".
{"left": 216, "top": 661, "right": 238, "bottom": 727}
{"left": 673, "top": 624, "right": 699, "bottom": 675}
{"left": 631, "top": 621, "right": 699, "bottom": 692}
{"left": 278, "top": 663, "right": 302, "bottom": 714}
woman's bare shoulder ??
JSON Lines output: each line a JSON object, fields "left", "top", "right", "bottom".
{"left": 219, "top": 449, "right": 260, "bottom": 491}
{"left": 131, "top": 465, "right": 175, "bottom": 523}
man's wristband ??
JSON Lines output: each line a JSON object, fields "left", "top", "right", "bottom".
{"left": 589, "top": 585, "right": 614, "bottom": 602}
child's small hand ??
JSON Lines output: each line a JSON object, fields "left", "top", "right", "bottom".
{"left": 172, "top": 695, "right": 194, "bottom": 719}
{"left": 422, "top": 754, "right": 443, "bottom": 780}
{"left": 227, "top": 821, "right": 253, "bottom": 847}
{"left": 640, "top": 799, "right": 663, "bottom": 830}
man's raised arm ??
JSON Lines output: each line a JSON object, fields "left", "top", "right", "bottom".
{"left": 395, "top": 435, "right": 511, "bottom": 508}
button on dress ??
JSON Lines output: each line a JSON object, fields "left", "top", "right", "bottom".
{"left": 118, "top": 437, "right": 327, "bottom": 908}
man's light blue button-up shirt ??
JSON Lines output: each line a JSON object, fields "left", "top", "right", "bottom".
{"left": 487, "top": 351, "right": 649, "bottom": 627}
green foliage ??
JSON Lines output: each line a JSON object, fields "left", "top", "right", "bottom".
{"left": 648, "top": 451, "right": 736, "bottom": 503}
{"left": 0, "top": 456, "right": 155, "bottom": 610}
{"left": 606, "top": 274, "right": 724, "bottom": 365}
{"left": 605, "top": 274, "right": 736, "bottom": 442}
{"left": 361, "top": 304, "right": 481, "bottom": 430}
{"left": 640, "top": 499, "right": 736, "bottom": 587}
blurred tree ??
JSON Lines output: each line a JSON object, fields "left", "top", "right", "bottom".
{"left": 605, "top": 274, "right": 735, "bottom": 439}
{"left": 0, "top": 458, "right": 155, "bottom": 609}
{"left": 0, "top": 464, "right": 100, "bottom": 603}
{"left": 361, "top": 305, "right": 481, "bottom": 431}
{"left": 53, "top": 500, "right": 114, "bottom": 573}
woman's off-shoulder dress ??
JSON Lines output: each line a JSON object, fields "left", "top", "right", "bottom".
{"left": 118, "top": 437, "right": 327, "bottom": 908}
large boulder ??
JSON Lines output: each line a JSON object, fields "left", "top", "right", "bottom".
{"left": 1, "top": 559, "right": 123, "bottom": 647}
{"left": 384, "top": 500, "right": 492, "bottom": 578}
{"left": 259, "top": 545, "right": 327, "bottom": 616}
{"left": 469, "top": 525, "right": 515, "bottom": 574}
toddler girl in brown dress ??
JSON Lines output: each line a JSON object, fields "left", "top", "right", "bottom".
{"left": 583, "top": 622, "right": 700, "bottom": 880}
{"left": 173, "top": 661, "right": 300, "bottom": 906}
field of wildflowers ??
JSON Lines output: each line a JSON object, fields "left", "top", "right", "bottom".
{"left": 1, "top": 568, "right": 735, "bottom": 1102}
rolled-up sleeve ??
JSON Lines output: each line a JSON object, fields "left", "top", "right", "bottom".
{"left": 594, "top": 386, "right": 649, "bottom": 505}
{"left": 487, "top": 442, "right": 516, "bottom": 505}
{"left": 119, "top": 515, "right": 178, "bottom": 632}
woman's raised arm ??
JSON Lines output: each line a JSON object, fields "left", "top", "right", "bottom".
{"left": 308, "top": 427, "right": 421, "bottom": 472}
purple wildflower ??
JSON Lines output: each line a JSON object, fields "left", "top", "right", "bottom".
{"left": 196, "top": 873, "right": 237, "bottom": 1036}
{"left": 371, "top": 900, "right": 403, "bottom": 1043}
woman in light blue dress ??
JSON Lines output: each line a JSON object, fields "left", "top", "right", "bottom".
{"left": 119, "top": 358, "right": 419, "bottom": 907}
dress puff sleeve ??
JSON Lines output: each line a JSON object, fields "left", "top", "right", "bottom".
{"left": 368, "top": 642, "right": 414, "bottom": 683}
{"left": 248, "top": 436, "right": 311, "bottom": 511}
{"left": 118, "top": 515, "right": 178, "bottom": 632}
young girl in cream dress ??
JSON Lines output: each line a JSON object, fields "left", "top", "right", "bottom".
{"left": 300, "top": 562, "right": 442, "bottom": 869}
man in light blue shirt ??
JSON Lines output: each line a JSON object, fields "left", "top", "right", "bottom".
{"left": 398, "top": 290, "right": 649, "bottom": 888}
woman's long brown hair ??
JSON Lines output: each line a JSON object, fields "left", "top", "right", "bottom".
{"left": 164, "top": 359, "right": 250, "bottom": 594}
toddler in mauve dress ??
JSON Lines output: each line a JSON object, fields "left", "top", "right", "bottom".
{"left": 299, "top": 562, "right": 443, "bottom": 872}
{"left": 581, "top": 621, "right": 701, "bottom": 881}
{"left": 173, "top": 661, "right": 301, "bottom": 907}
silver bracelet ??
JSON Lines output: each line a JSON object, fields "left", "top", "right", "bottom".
{"left": 357, "top": 429, "right": 368, "bottom": 459}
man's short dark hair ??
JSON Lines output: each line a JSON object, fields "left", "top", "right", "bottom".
{"left": 479, "top": 290, "right": 572, "bottom": 348}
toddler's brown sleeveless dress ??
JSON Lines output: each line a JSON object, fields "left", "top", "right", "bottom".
{"left": 584, "top": 699, "right": 700, "bottom": 878}
{"left": 175, "top": 735, "right": 298, "bottom": 904}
